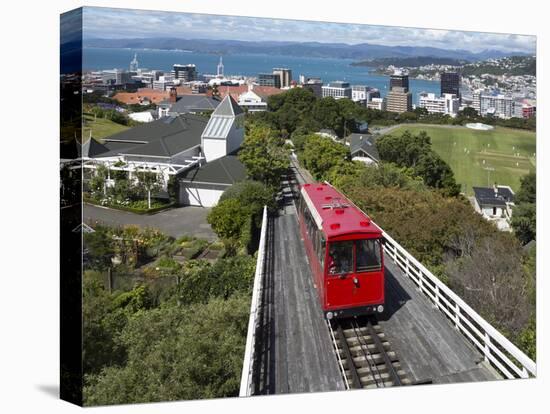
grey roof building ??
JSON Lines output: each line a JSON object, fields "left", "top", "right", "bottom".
{"left": 472, "top": 185, "right": 515, "bottom": 231}
{"left": 87, "top": 95, "right": 247, "bottom": 208}
{"left": 348, "top": 133, "right": 380, "bottom": 164}
{"left": 159, "top": 95, "right": 222, "bottom": 116}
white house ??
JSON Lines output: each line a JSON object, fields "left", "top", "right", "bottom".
{"left": 472, "top": 185, "right": 515, "bottom": 231}
{"left": 238, "top": 85, "right": 268, "bottom": 112}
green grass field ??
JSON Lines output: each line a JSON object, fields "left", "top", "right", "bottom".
{"left": 382, "top": 125, "right": 536, "bottom": 195}
{"left": 83, "top": 114, "right": 130, "bottom": 140}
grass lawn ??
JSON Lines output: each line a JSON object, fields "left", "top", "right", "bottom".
{"left": 83, "top": 113, "right": 130, "bottom": 140}
{"left": 381, "top": 125, "right": 536, "bottom": 195}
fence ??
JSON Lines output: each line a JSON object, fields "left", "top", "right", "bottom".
{"left": 239, "top": 206, "right": 268, "bottom": 397}
{"left": 381, "top": 230, "right": 536, "bottom": 379}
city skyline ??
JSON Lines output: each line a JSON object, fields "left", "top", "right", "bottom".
{"left": 82, "top": 7, "right": 536, "bottom": 54}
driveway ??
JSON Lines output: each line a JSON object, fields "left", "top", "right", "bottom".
{"left": 83, "top": 203, "right": 216, "bottom": 240}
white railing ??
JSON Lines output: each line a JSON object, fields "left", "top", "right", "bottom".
{"left": 381, "top": 230, "right": 536, "bottom": 379}
{"left": 239, "top": 206, "right": 268, "bottom": 397}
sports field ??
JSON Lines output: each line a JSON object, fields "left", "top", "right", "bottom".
{"left": 382, "top": 125, "right": 536, "bottom": 195}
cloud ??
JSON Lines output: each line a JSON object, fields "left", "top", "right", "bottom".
{"left": 82, "top": 7, "right": 535, "bottom": 53}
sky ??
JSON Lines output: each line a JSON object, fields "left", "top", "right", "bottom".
{"left": 82, "top": 7, "right": 536, "bottom": 54}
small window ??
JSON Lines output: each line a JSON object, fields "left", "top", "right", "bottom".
{"left": 356, "top": 239, "right": 382, "bottom": 272}
{"left": 327, "top": 241, "right": 354, "bottom": 275}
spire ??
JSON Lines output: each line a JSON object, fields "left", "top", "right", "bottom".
{"left": 217, "top": 56, "right": 224, "bottom": 77}
{"left": 130, "top": 53, "right": 139, "bottom": 72}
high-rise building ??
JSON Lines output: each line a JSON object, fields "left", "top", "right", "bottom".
{"left": 390, "top": 74, "right": 409, "bottom": 92}
{"left": 441, "top": 72, "right": 461, "bottom": 99}
{"left": 172, "top": 64, "right": 197, "bottom": 82}
{"left": 386, "top": 87, "right": 412, "bottom": 113}
{"left": 258, "top": 73, "right": 281, "bottom": 88}
{"left": 322, "top": 81, "right": 352, "bottom": 99}
{"left": 273, "top": 68, "right": 292, "bottom": 88}
{"left": 386, "top": 73, "right": 412, "bottom": 113}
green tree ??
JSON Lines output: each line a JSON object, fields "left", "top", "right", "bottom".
{"left": 134, "top": 170, "right": 163, "bottom": 209}
{"left": 511, "top": 203, "right": 536, "bottom": 245}
{"left": 207, "top": 198, "right": 249, "bottom": 248}
{"left": 83, "top": 294, "right": 250, "bottom": 405}
{"left": 515, "top": 172, "right": 536, "bottom": 204}
{"left": 238, "top": 124, "right": 289, "bottom": 188}
{"left": 300, "top": 134, "right": 349, "bottom": 180}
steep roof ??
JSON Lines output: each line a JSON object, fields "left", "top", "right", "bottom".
{"left": 349, "top": 133, "right": 380, "bottom": 162}
{"left": 179, "top": 153, "right": 246, "bottom": 185}
{"left": 213, "top": 94, "right": 244, "bottom": 116}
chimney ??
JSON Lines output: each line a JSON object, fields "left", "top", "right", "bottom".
{"left": 169, "top": 87, "right": 177, "bottom": 103}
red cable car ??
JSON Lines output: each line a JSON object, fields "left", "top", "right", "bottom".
{"left": 297, "top": 182, "right": 385, "bottom": 319}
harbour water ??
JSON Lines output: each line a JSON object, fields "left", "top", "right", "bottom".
{"left": 84, "top": 47, "right": 441, "bottom": 103}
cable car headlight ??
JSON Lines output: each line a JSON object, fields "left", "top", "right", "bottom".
{"left": 326, "top": 312, "right": 334, "bottom": 320}
{"left": 377, "top": 305, "right": 384, "bottom": 313}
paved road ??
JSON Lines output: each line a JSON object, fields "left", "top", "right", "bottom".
{"left": 83, "top": 203, "right": 216, "bottom": 240}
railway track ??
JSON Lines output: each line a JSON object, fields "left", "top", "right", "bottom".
{"left": 329, "top": 317, "right": 411, "bottom": 389}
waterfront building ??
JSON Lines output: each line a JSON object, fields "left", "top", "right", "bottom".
{"left": 322, "top": 81, "right": 352, "bottom": 99}
{"left": 273, "top": 67, "right": 292, "bottom": 88}
{"left": 172, "top": 64, "right": 197, "bottom": 82}
{"left": 101, "top": 69, "right": 132, "bottom": 85}
{"left": 418, "top": 92, "right": 459, "bottom": 116}
{"left": 441, "top": 72, "right": 461, "bottom": 99}
{"left": 258, "top": 73, "right": 281, "bottom": 88}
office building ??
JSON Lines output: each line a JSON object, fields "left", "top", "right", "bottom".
{"left": 418, "top": 92, "right": 459, "bottom": 116}
{"left": 172, "top": 64, "right": 197, "bottom": 82}
{"left": 386, "top": 87, "right": 412, "bottom": 113}
{"left": 352, "top": 85, "right": 368, "bottom": 102}
{"left": 322, "top": 81, "right": 352, "bottom": 99}
{"left": 441, "top": 72, "right": 461, "bottom": 100}
{"left": 258, "top": 73, "right": 281, "bottom": 88}
{"left": 479, "top": 94, "right": 514, "bottom": 118}
{"left": 390, "top": 73, "right": 409, "bottom": 92}
{"left": 273, "top": 68, "right": 292, "bottom": 88}
{"left": 367, "top": 97, "right": 386, "bottom": 111}
{"left": 101, "top": 69, "right": 132, "bottom": 85}
{"left": 302, "top": 78, "right": 323, "bottom": 98}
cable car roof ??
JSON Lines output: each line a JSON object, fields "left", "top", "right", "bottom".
{"left": 301, "top": 183, "right": 383, "bottom": 239}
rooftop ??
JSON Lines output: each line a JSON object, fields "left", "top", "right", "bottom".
{"left": 178, "top": 152, "right": 246, "bottom": 185}
{"left": 94, "top": 113, "right": 208, "bottom": 158}
{"left": 348, "top": 133, "right": 379, "bottom": 162}
{"left": 473, "top": 186, "right": 515, "bottom": 207}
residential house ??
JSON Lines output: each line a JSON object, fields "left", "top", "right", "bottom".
{"left": 347, "top": 133, "right": 380, "bottom": 165}
{"left": 472, "top": 185, "right": 515, "bottom": 231}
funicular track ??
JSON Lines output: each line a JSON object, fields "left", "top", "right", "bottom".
{"left": 329, "top": 317, "right": 411, "bottom": 389}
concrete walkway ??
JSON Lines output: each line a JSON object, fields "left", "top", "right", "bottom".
{"left": 83, "top": 203, "right": 216, "bottom": 240}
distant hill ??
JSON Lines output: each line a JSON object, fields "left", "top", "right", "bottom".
{"left": 83, "top": 37, "right": 529, "bottom": 62}
{"left": 461, "top": 56, "right": 536, "bottom": 77}
{"left": 351, "top": 56, "right": 468, "bottom": 67}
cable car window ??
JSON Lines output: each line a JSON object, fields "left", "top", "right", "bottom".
{"left": 319, "top": 237, "right": 326, "bottom": 268}
{"left": 327, "top": 241, "right": 353, "bottom": 275}
{"left": 356, "top": 239, "right": 382, "bottom": 272}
